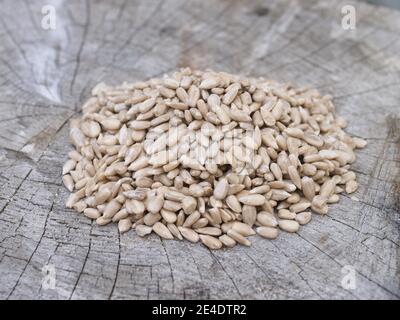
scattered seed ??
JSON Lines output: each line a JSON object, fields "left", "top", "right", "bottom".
{"left": 256, "top": 226, "right": 278, "bottom": 239}
{"left": 295, "top": 211, "right": 312, "bottom": 225}
{"left": 227, "top": 229, "right": 251, "bottom": 246}
{"left": 231, "top": 222, "right": 256, "bottom": 236}
{"left": 278, "top": 220, "right": 300, "bottom": 233}
{"left": 135, "top": 224, "right": 153, "bottom": 237}
{"left": 345, "top": 180, "right": 358, "bottom": 194}
{"left": 178, "top": 226, "right": 200, "bottom": 243}
{"left": 199, "top": 234, "right": 223, "bottom": 250}
{"left": 153, "top": 222, "right": 174, "bottom": 239}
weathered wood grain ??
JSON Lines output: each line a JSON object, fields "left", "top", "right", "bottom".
{"left": 0, "top": 0, "right": 399, "bottom": 299}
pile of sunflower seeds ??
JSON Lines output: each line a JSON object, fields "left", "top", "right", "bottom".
{"left": 62, "top": 68, "right": 367, "bottom": 250}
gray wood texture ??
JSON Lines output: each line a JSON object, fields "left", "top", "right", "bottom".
{"left": 0, "top": 0, "right": 399, "bottom": 300}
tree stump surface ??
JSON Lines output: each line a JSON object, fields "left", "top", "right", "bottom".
{"left": 0, "top": 0, "right": 399, "bottom": 299}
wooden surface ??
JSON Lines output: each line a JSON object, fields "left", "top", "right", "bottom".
{"left": 0, "top": 0, "right": 399, "bottom": 300}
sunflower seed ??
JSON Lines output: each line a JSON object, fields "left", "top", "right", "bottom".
{"left": 256, "top": 226, "right": 278, "bottom": 239}
{"left": 199, "top": 235, "right": 222, "bottom": 250}
{"left": 153, "top": 222, "right": 174, "bottom": 240}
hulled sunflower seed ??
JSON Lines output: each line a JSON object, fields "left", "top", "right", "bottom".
{"left": 256, "top": 226, "right": 278, "bottom": 239}
{"left": 199, "top": 234, "right": 222, "bottom": 250}
{"left": 278, "top": 220, "right": 300, "bottom": 233}
{"left": 64, "top": 69, "right": 366, "bottom": 249}
{"left": 227, "top": 229, "right": 251, "bottom": 246}
{"left": 153, "top": 222, "right": 174, "bottom": 240}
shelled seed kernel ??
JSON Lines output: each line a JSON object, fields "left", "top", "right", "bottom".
{"left": 63, "top": 68, "right": 366, "bottom": 250}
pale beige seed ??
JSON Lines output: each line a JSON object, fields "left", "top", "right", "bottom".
{"left": 345, "top": 180, "right": 358, "bottom": 194}
{"left": 285, "top": 127, "right": 304, "bottom": 139}
{"left": 96, "top": 216, "right": 112, "bottom": 226}
{"left": 112, "top": 209, "right": 129, "bottom": 222}
{"left": 296, "top": 211, "right": 312, "bottom": 225}
{"left": 118, "top": 218, "right": 132, "bottom": 233}
{"left": 270, "top": 163, "right": 282, "bottom": 181}
{"left": 72, "top": 201, "right": 87, "bottom": 213}
{"left": 353, "top": 137, "right": 367, "bottom": 148}
{"left": 183, "top": 211, "right": 200, "bottom": 227}
{"left": 319, "top": 179, "right": 336, "bottom": 198}
{"left": 231, "top": 222, "right": 256, "bottom": 236}
{"left": 62, "top": 174, "right": 74, "bottom": 192}
{"left": 312, "top": 195, "right": 327, "bottom": 208}
{"left": 167, "top": 223, "right": 182, "bottom": 240}
{"left": 287, "top": 193, "right": 301, "bottom": 204}
{"left": 62, "top": 159, "right": 76, "bottom": 175}
{"left": 302, "top": 163, "right": 317, "bottom": 176}
{"left": 301, "top": 177, "right": 315, "bottom": 201}
{"left": 270, "top": 189, "right": 291, "bottom": 201}
{"left": 226, "top": 195, "right": 241, "bottom": 213}
{"left": 126, "top": 199, "right": 145, "bottom": 214}
{"left": 163, "top": 199, "right": 182, "bottom": 212}
{"left": 221, "top": 222, "right": 234, "bottom": 233}
{"left": 311, "top": 195, "right": 329, "bottom": 215}
{"left": 195, "top": 227, "right": 222, "bottom": 236}
{"left": 249, "top": 185, "right": 270, "bottom": 194}
{"left": 260, "top": 107, "right": 276, "bottom": 127}
{"left": 161, "top": 209, "right": 177, "bottom": 224}
{"left": 227, "top": 229, "right": 251, "bottom": 246}
{"left": 341, "top": 171, "right": 356, "bottom": 184}
{"left": 192, "top": 217, "right": 209, "bottom": 229}
{"left": 261, "top": 131, "right": 278, "bottom": 149}
{"left": 230, "top": 109, "right": 252, "bottom": 122}
{"left": 103, "top": 200, "right": 122, "bottom": 219}
{"left": 199, "top": 78, "right": 220, "bottom": 90}
{"left": 289, "top": 201, "right": 311, "bottom": 213}
{"left": 257, "top": 212, "right": 278, "bottom": 227}
{"left": 303, "top": 133, "right": 323, "bottom": 147}
{"left": 84, "top": 208, "right": 101, "bottom": 219}
{"left": 176, "top": 211, "right": 185, "bottom": 226}
{"left": 136, "top": 224, "right": 152, "bottom": 237}
{"left": 242, "top": 205, "right": 257, "bottom": 226}
{"left": 237, "top": 194, "right": 265, "bottom": 206}
{"left": 164, "top": 190, "right": 185, "bottom": 202}
{"left": 124, "top": 144, "right": 142, "bottom": 165}
{"left": 278, "top": 209, "right": 296, "bottom": 220}
{"left": 327, "top": 194, "right": 340, "bottom": 203}
{"left": 153, "top": 222, "right": 174, "bottom": 240}
{"left": 219, "top": 234, "right": 236, "bottom": 248}
{"left": 69, "top": 127, "right": 86, "bottom": 148}
{"left": 278, "top": 219, "right": 300, "bottom": 233}
{"left": 147, "top": 193, "right": 164, "bottom": 214}
{"left": 199, "top": 235, "right": 223, "bottom": 250}
{"left": 101, "top": 118, "right": 121, "bottom": 131}
{"left": 319, "top": 150, "right": 339, "bottom": 160}
{"left": 178, "top": 226, "right": 199, "bottom": 243}
{"left": 208, "top": 208, "right": 222, "bottom": 225}
{"left": 287, "top": 165, "right": 302, "bottom": 189}
{"left": 222, "top": 84, "right": 240, "bottom": 105}
{"left": 256, "top": 226, "right": 278, "bottom": 239}
{"left": 138, "top": 97, "right": 156, "bottom": 113}
{"left": 213, "top": 178, "right": 229, "bottom": 200}
{"left": 81, "top": 120, "right": 101, "bottom": 138}
{"left": 181, "top": 196, "right": 197, "bottom": 214}
{"left": 143, "top": 212, "right": 162, "bottom": 226}
{"left": 123, "top": 188, "right": 147, "bottom": 201}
